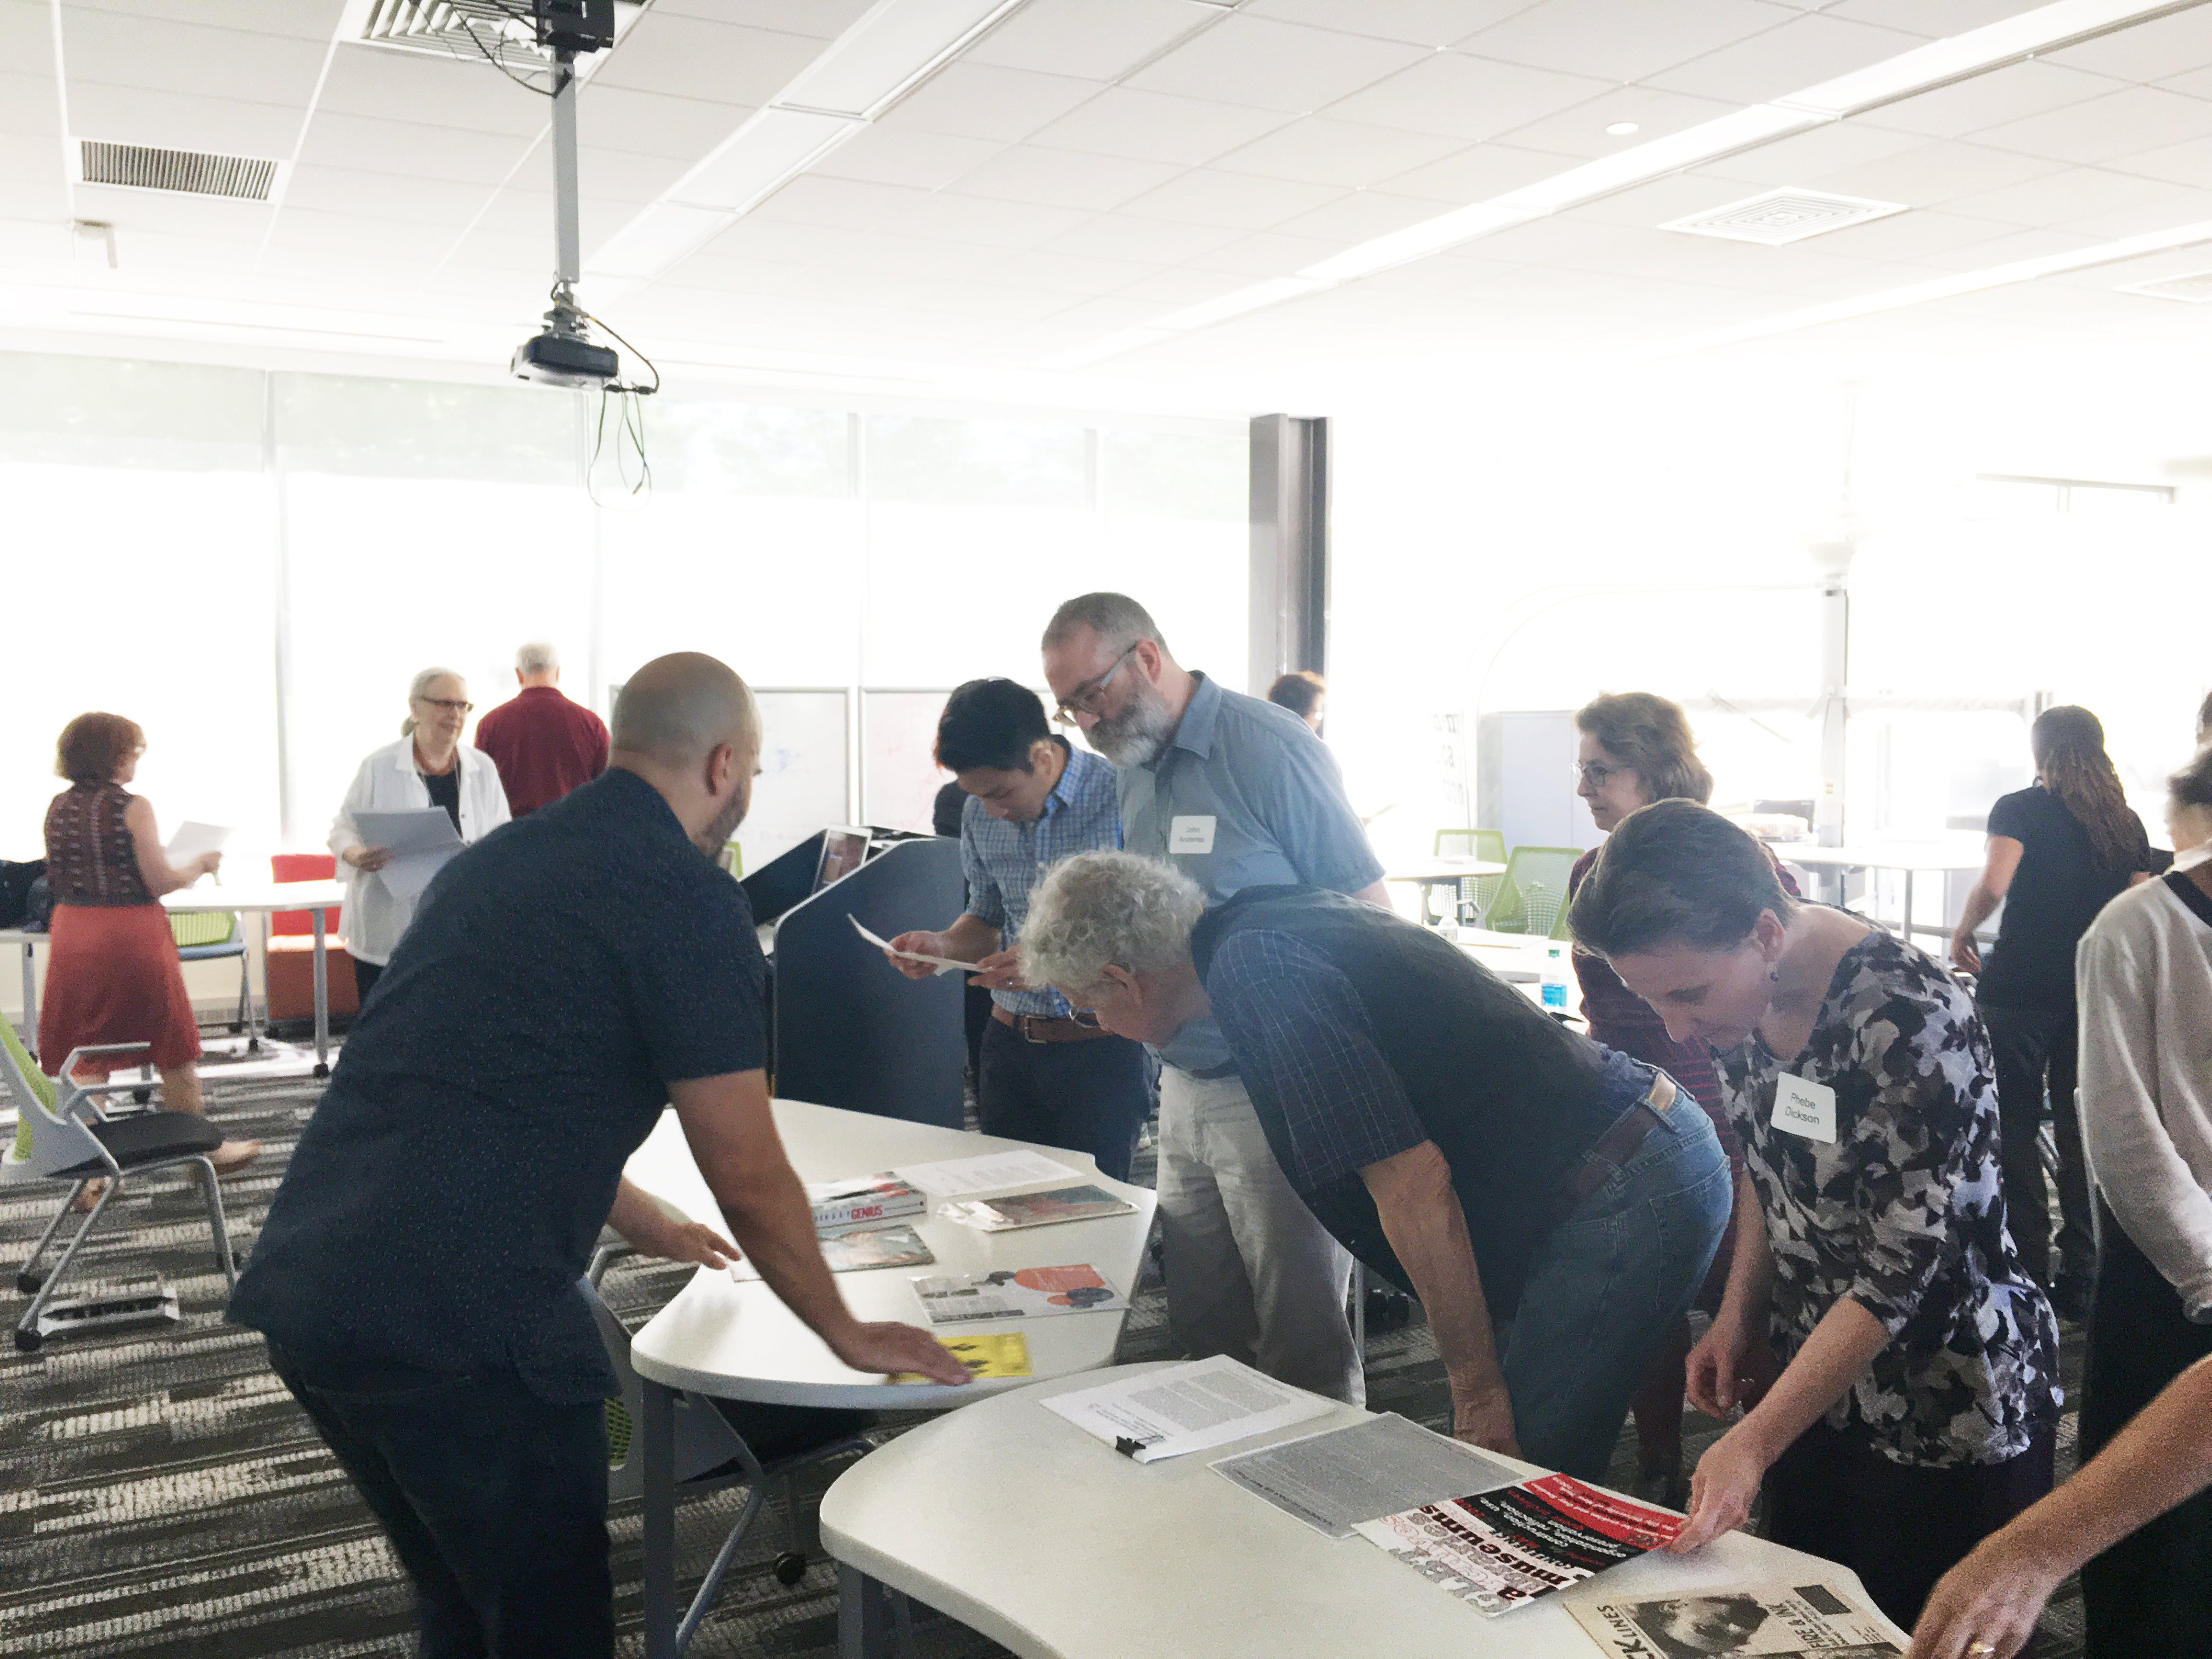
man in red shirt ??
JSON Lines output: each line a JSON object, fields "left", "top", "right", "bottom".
{"left": 473, "top": 642, "right": 610, "bottom": 815}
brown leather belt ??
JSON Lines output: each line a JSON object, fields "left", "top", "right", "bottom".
{"left": 1552, "top": 1073, "right": 1678, "bottom": 1226}
{"left": 993, "top": 1006, "right": 1114, "bottom": 1044}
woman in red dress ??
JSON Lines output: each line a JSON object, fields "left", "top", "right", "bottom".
{"left": 40, "top": 712, "right": 258, "bottom": 1173}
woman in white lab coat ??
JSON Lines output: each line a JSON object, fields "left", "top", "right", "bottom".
{"left": 329, "top": 666, "right": 511, "bottom": 1002}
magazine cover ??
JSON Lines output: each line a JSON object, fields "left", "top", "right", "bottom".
{"left": 942, "top": 1184, "right": 1138, "bottom": 1231}
{"left": 1353, "top": 1473, "right": 1682, "bottom": 1617}
{"left": 890, "top": 1332, "right": 1031, "bottom": 1382}
{"left": 1567, "top": 1580, "right": 1904, "bottom": 1656}
{"left": 912, "top": 1265, "right": 1130, "bottom": 1323}
{"left": 807, "top": 1174, "right": 926, "bottom": 1233}
{"left": 729, "top": 1222, "right": 934, "bottom": 1281}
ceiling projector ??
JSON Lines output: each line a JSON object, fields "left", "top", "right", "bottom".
{"left": 512, "top": 1, "right": 622, "bottom": 387}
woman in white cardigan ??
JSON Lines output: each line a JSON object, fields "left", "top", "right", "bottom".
{"left": 2070, "top": 741, "right": 2212, "bottom": 1655}
{"left": 329, "top": 666, "right": 511, "bottom": 1001}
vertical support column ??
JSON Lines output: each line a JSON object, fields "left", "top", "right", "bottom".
{"left": 1248, "top": 414, "right": 1329, "bottom": 697}
{"left": 267, "top": 371, "right": 297, "bottom": 849}
{"left": 551, "top": 56, "right": 581, "bottom": 286}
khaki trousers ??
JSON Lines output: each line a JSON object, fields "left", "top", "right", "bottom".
{"left": 1155, "top": 1066, "right": 1363, "bottom": 1405}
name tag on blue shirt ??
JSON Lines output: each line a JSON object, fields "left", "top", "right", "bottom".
{"left": 1771, "top": 1072, "right": 1837, "bottom": 1143}
{"left": 1169, "top": 815, "right": 1217, "bottom": 855}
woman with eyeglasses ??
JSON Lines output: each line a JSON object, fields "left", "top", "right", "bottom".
{"left": 330, "top": 667, "right": 511, "bottom": 1002}
{"left": 1565, "top": 691, "right": 1799, "bottom": 1508}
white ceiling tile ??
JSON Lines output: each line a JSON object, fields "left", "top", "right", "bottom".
{"left": 2107, "top": 131, "right": 2212, "bottom": 189}
{"left": 64, "top": 82, "right": 309, "bottom": 155}
{"left": 1323, "top": 52, "right": 1612, "bottom": 142}
{"left": 814, "top": 126, "right": 1006, "bottom": 190}
{"left": 1266, "top": 188, "right": 1464, "bottom": 244}
{"left": 575, "top": 146, "right": 691, "bottom": 203}
{"left": 280, "top": 162, "right": 492, "bottom": 225}
{"left": 984, "top": 246, "right": 1161, "bottom": 293}
{"left": 99, "top": 229, "right": 267, "bottom": 272}
{"left": 945, "top": 144, "right": 1181, "bottom": 211}
{"left": 317, "top": 48, "right": 552, "bottom": 138}
{"left": 1182, "top": 227, "right": 1349, "bottom": 274}
{"left": 645, "top": 1, "right": 876, "bottom": 38}
{"left": 1118, "top": 165, "right": 1344, "bottom": 229}
{"left": 885, "top": 60, "right": 1107, "bottom": 143}
{"left": 1565, "top": 171, "right": 1782, "bottom": 230}
{"left": 1024, "top": 86, "right": 1289, "bottom": 164}
{"left": 1125, "top": 14, "right": 1431, "bottom": 115}
{"left": 1644, "top": 12, "right": 1929, "bottom": 105}
{"left": 295, "top": 112, "right": 534, "bottom": 186}
{"left": 687, "top": 214, "right": 874, "bottom": 266}
{"left": 2158, "top": 63, "right": 2212, "bottom": 102}
{"left": 0, "top": 176, "right": 66, "bottom": 218}
{"left": 832, "top": 230, "right": 1003, "bottom": 279}
{"left": 1466, "top": 0, "right": 1783, "bottom": 83}
{"left": 1940, "top": 165, "right": 2192, "bottom": 227}
{"left": 892, "top": 191, "right": 1095, "bottom": 247}
{"left": 1209, "top": 116, "right": 1465, "bottom": 189}
{"left": 0, "top": 66, "right": 60, "bottom": 139}
{"left": 1246, "top": 2, "right": 1538, "bottom": 49}
{"left": 61, "top": 9, "right": 327, "bottom": 103}
{"left": 1377, "top": 139, "right": 1585, "bottom": 200}
{"left": 1497, "top": 84, "right": 1744, "bottom": 161}
{"left": 0, "top": 129, "right": 55, "bottom": 182}
{"left": 966, "top": 0, "right": 1212, "bottom": 81}
{"left": 1031, "top": 292, "right": 1170, "bottom": 332}
{"left": 1039, "top": 210, "right": 1246, "bottom": 262}
{"left": 1860, "top": 60, "right": 2130, "bottom": 140}
{"left": 70, "top": 1, "right": 345, "bottom": 40}
{"left": 575, "top": 87, "right": 756, "bottom": 160}
{"left": 1888, "top": 224, "right": 2100, "bottom": 269}
{"left": 1793, "top": 205, "right": 2018, "bottom": 259}
{"left": 1974, "top": 86, "right": 2212, "bottom": 166}
{"left": 0, "top": 0, "right": 50, "bottom": 60}
{"left": 592, "top": 16, "right": 824, "bottom": 104}
{"left": 1687, "top": 117, "right": 1933, "bottom": 188}
{"left": 1778, "top": 137, "right": 2062, "bottom": 205}
{"left": 69, "top": 180, "right": 273, "bottom": 236}
{"left": 746, "top": 174, "right": 933, "bottom": 230}
{"left": 2044, "top": 8, "right": 2212, "bottom": 84}
{"left": 1815, "top": 1, "right": 2038, "bottom": 36}
{"left": 2057, "top": 185, "right": 2212, "bottom": 239}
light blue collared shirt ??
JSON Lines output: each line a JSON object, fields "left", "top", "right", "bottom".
{"left": 961, "top": 743, "right": 1121, "bottom": 1018}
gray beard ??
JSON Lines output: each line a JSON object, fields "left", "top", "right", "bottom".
{"left": 1088, "top": 686, "right": 1178, "bottom": 767}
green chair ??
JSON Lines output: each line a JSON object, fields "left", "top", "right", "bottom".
{"left": 1435, "top": 829, "right": 1506, "bottom": 926}
{"left": 169, "top": 909, "right": 252, "bottom": 1036}
{"left": 1, "top": 1021, "right": 236, "bottom": 1351}
{"left": 1487, "top": 846, "right": 1584, "bottom": 939}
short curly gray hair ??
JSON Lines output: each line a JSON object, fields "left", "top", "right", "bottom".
{"left": 1020, "top": 851, "right": 1205, "bottom": 1001}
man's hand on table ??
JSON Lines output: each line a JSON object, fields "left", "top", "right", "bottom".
{"left": 831, "top": 1319, "right": 974, "bottom": 1385}
{"left": 1451, "top": 1386, "right": 1522, "bottom": 1459}
{"left": 623, "top": 1206, "right": 741, "bottom": 1271}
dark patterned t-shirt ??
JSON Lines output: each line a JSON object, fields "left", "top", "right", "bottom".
{"left": 1713, "top": 926, "right": 2059, "bottom": 1467}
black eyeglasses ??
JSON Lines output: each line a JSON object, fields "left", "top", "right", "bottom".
{"left": 416, "top": 697, "right": 475, "bottom": 714}
{"left": 1051, "top": 647, "right": 1136, "bottom": 727}
{"left": 1573, "top": 759, "right": 1628, "bottom": 788}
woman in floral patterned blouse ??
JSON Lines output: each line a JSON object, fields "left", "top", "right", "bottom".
{"left": 1568, "top": 799, "right": 2060, "bottom": 1632}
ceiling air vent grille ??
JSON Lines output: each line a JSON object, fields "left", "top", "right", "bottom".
{"left": 79, "top": 140, "right": 278, "bottom": 200}
{"left": 1662, "top": 188, "right": 1906, "bottom": 246}
{"left": 2117, "top": 270, "right": 2212, "bottom": 303}
{"left": 346, "top": 0, "right": 641, "bottom": 74}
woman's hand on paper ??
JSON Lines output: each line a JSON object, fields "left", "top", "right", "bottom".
{"left": 344, "top": 844, "right": 394, "bottom": 873}
{"left": 1908, "top": 1529, "right": 2056, "bottom": 1659}
{"left": 1668, "top": 1423, "right": 1767, "bottom": 1551}
{"left": 832, "top": 1320, "right": 973, "bottom": 1386}
{"left": 967, "top": 949, "right": 1026, "bottom": 992}
{"left": 885, "top": 932, "right": 947, "bottom": 980}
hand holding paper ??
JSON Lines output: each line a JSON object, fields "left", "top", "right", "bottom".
{"left": 851, "top": 915, "right": 977, "bottom": 975}
{"left": 355, "top": 808, "right": 464, "bottom": 904}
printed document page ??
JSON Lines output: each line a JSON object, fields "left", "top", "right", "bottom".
{"left": 1211, "top": 1414, "right": 1520, "bottom": 1538}
{"left": 163, "top": 822, "right": 232, "bottom": 864}
{"left": 1042, "top": 1356, "right": 1334, "bottom": 1463}
{"left": 356, "top": 809, "right": 464, "bottom": 903}
{"left": 850, "top": 915, "right": 976, "bottom": 974}
{"left": 890, "top": 1148, "right": 1080, "bottom": 1197}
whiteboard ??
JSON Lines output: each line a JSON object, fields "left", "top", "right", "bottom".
{"left": 743, "top": 690, "right": 850, "bottom": 874}
{"left": 863, "top": 690, "right": 953, "bottom": 836}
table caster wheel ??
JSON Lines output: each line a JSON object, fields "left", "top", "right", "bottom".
{"left": 132, "top": 1086, "right": 152, "bottom": 1105}
{"left": 14, "top": 1327, "right": 43, "bottom": 1352}
{"left": 17, "top": 1270, "right": 44, "bottom": 1294}
{"left": 772, "top": 1552, "right": 807, "bottom": 1587}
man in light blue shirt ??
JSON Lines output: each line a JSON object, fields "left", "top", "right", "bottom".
{"left": 1042, "top": 593, "right": 1386, "bottom": 1403}
{"left": 884, "top": 679, "right": 1155, "bottom": 1181}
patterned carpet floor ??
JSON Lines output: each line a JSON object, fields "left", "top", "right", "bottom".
{"left": 0, "top": 1055, "right": 2088, "bottom": 1657}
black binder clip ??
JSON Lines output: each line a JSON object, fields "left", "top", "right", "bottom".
{"left": 1113, "top": 1437, "right": 1147, "bottom": 1458}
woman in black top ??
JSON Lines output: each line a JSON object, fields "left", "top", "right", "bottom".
{"left": 1950, "top": 706, "right": 2153, "bottom": 1318}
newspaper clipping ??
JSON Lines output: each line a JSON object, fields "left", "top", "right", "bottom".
{"left": 1567, "top": 1579, "right": 1905, "bottom": 1657}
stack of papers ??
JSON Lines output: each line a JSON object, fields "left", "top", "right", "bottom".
{"left": 941, "top": 1186, "right": 1137, "bottom": 1232}
{"left": 357, "top": 808, "right": 466, "bottom": 902}
{"left": 1210, "top": 1414, "right": 1519, "bottom": 1539}
{"left": 1042, "top": 1356, "right": 1333, "bottom": 1463}
{"left": 1568, "top": 1581, "right": 1902, "bottom": 1655}
{"left": 807, "top": 1175, "right": 926, "bottom": 1233}
{"left": 912, "top": 1265, "right": 1129, "bottom": 1324}
{"left": 889, "top": 1148, "right": 1081, "bottom": 1196}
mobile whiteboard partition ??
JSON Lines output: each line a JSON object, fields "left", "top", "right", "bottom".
{"left": 742, "top": 690, "right": 850, "bottom": 876}
{"left": 861, "top": 690, "right": 955, "bottom": 837}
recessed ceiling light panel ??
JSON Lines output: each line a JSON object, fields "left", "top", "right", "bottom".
{"left": 1605, "top": 121, "right": 1640, "bottom": 136}
{"left": 1662, "top": 188, "right": 1907, "bottom": 246}
{"left": 2116, "top": 269, "right": 2212, "bottom": 303}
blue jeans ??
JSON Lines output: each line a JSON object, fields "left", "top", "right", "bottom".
{"left": 1497, "top": 1080, "right": 1731, "bottom": 1481}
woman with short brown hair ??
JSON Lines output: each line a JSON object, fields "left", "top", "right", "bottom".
{"left": 40, "top": 713, "right": 257, "bottom": 1171}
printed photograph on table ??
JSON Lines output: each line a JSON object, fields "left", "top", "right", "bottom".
{"left": 941, "top": 1185, "right": 1137, "bottom": 1231}
{"left": 911, "top": 1265, "right": 1129, "bottom": 1324}
{"left": 891, "top": 1332, "right": 1031, "bottom": 1382}
{"left": 1567, "top": 1579, "right": 1903, "bottom": 1657}
{"left": 729, "top": 1223, "right": 933, "bottom": 1280}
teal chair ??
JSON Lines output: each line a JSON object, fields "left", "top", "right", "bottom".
{"left": 1435, "top": 829, "right": 1506, "bottom": 926}
{"left": 169, "top": 909, "right": 251, "bottom": 1035}
{"left": 1487, "top": 846, "right": 1584, "bottom": 939}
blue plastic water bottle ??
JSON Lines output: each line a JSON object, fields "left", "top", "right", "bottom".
{"left": 1541, "top": 943, "right": 1569, "bottom": 1011}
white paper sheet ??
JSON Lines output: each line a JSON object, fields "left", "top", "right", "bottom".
{"left": 849, "top": 914, "right": 978, "bottom": 976}
{"left": 163, "top": 821, "right": 232, "bottom": 862}
{"left": 889, "top": 1148, "right": 1080, "bottom": 1197}
{"left": 1211, "top": 1415, "right": 1518, "bottom": 1538}
{"left": 1041, "top": 1356, "right": 1334, "bottom": 1463}
{"left": 357, "top": 809, "right": 464, "bottom": 904}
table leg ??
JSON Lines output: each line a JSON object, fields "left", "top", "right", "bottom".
{"left": 643, "top": 1379, "right": 677, "bottom": 1659}
{"left": 311, "top": 911, "right": 330, "bottom": 1079}
{"left": 837, "top": 1562, "right": 898, "bottom": 1659}
{"left": 19, "top": 941, "right": 35, "bottom": 1060}
{"left": 246, "top": 914, "right": 267, "bottom": 1055}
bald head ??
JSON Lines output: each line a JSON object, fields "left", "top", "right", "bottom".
{"left": 613, "top": 652, "right": 757, "bottom": 765}
{"left": 611, "top": 653, "right": 762, "bottom": 854}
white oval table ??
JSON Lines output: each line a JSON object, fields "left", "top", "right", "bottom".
{"left": 621, "top": 1101, "right": 1157, "bottom": 1658}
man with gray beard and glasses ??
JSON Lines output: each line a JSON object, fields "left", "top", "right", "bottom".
{"left": 1041, "top": 594, "right": 1387, "bottom": 1404}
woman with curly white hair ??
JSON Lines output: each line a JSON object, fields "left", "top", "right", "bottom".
{"left": 1022, "top": 850, "right": 1728, "bottom": 1483}
{"left": 330, "top": 666, "right": 511, "bottom": 1002}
